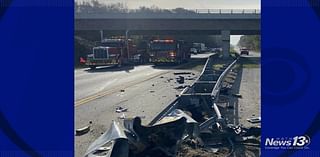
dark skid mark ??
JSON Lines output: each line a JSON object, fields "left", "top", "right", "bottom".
{"left": 308, "top": 0, "right": 320, "bottom": 20}
{"left": 0, "top": 111, "right": 42, "bottom": 157}
{"left": 279, "top": 112, "right": 320, "bottom": 157}
{"left": 0, "top": 0, "right": 13, "bottom": 20}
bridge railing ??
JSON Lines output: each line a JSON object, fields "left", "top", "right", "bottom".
{"left": 193, "top": 9, "right": 260, "bottom": 14}
{"left": 75, "top": 9, "right": 260, "bottom": 15}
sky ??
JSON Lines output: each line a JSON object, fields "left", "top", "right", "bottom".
{"left": 231, "top": 35, "right": 241, "bottom": 46}
{"left": 77, "top": 0, "right": 260, "bottom": 9}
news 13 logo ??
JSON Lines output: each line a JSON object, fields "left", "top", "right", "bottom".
{"left": 264, "top": 135, "right": 311, "bottom": 149}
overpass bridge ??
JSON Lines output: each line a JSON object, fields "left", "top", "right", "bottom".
{"left": 75, "top": 9, "right": 260, "bottom": 58}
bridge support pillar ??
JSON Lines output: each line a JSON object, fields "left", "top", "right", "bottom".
{"left": 125, "top": 30, "right": 130, "bottom": 59}
{"left": 221, "top": 30, "right": 230, "bottom": 59}
{"left": 100, "top": 30, "right": 104, "bottom": 42}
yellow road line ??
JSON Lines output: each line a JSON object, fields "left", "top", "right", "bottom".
{"left": 75, "top": 61, "right": 197, "bottom": 107}
{"left": 75, "top": 71, "right": 169, "bottom": 107}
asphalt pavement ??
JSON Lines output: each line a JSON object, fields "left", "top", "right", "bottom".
{"left": 75, "top": 65, "right": 167, "bottom": 102}
{"left": 73, "top": 51, "right": 261, "bottom": 157}
{"left": 74, "top": 54, "right": 211, "bottom": 157}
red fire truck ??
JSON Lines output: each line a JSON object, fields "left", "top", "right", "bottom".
{"left": 85, "top": 39, "right": 137, "bottom": 69}
{"left": 148, "top": 39, "right": 191, "bottom": 65}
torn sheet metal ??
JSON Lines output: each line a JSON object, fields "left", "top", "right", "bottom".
{"left": 86, "top": 115, "right": 192, "bottom": 157}
{"left": 155, "top": 109, "right": 199, "bottom": 138}
{"left": 84, "top": 56, "right": 261, "bottom": 157}
{"left": 85, "top": 121, "right": 128, "bottom": 157}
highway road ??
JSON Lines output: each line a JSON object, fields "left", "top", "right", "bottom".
{"left": 75, "top": 53, "right": 213, "bottom": 103}
{"left": 74, "top": 53, "right": 213, "bottom": 157}
{"left": 75, "top": 65, "right": 167, "bottom": 103}
{"left": 74, "top": 51, "right": 261, "bottom": 156}
{"left": 234, "top": 47, "right": 261, "bottom": 57}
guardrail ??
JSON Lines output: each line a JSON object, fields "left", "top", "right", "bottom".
{"left": 149, "top": 54, "right": 239, "bottom": 125}
{"left": 192, "top": 9, "right": 260, "bottom": 14}
{"left": 211, "top": 58, "right": 238, "bottom": 99}
{"left": 84, "top": 55, "right": 261, "bottom": 157}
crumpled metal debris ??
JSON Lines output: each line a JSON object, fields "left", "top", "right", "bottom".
{"left": 85, "top": 110, "right": 197, "bottom": 157}
{"left": 84, "top": 56, "right": 260, "bottom": 157}
{"left": 115, "top": 107, "right": 128, "bottom": 113}
{"left": 85, "top": 121, "right": 128, "bottom": 157}
{"left": 176, "top": 76, "right": 185, "bottom": 84}
{"left": 174, "top": 72, "right": 192, "bottom": 75}
{"left": 118, "top": 113, "right": 126, "bottom": 119}
{"left": 247, "top": 117, "right": 261, "bottom": 123}
{"left": 76, "top": 125, "right": 91, "bottom": 136}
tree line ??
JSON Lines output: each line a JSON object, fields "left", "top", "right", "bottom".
{"left": 75, "top": 0, "right": 196, "bottom": 14}
{"left": 237, "top": 35, "right": 260, "bottom": 51}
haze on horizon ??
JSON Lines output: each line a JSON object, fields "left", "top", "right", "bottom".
{"left": 76, "top": 0, "right": 260, "bottom": 9}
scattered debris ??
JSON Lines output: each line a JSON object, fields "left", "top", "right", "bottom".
{"left": 204, "top": 147, "right": 219, "bottom": 153}
{"left": 174, "top": 72, "right": 192, "bottom": 75}
{"left": 247, "top": 117, "right": 261, "bottom": 123}
{"left": 86, "top": 116, "right": 191, "bottom": 157}
{"left": 115, "top": 107, "right": 128, "bottom": 113}
{"left": 174, "top": 85, "right": 190, "bottom": 90}
{"left": 167, "top": 78, "right": 173, "bottom": 82}
{"left": 185, "top": 77, "right": 196, "bottom": 80}
{"left": 118, "top": 113, "right": 126, "bottom": 119}
{"left": 232, "top": 93, "right": 242, "bottom": 98}
{"left": 176, "top": 76, "right": 185, "bottom": 84}
{"left": 76, "top": 125, "right": 90, "bottom": 136}
{"left": 84, "top": 56, "right": 261, "bottom": 157}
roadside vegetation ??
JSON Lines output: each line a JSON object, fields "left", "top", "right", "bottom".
{"left": 74, "top": 36, "right": 94, "bottom": 68}
{"left": 75, "top": 0, "right": 196, "bottom": 14}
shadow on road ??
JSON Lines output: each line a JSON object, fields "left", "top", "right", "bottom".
{"left": 85, "top": 65, "right": 135, "bottom": 73}
{"left": 239, "top": 56, "right": 260, "bottom": 64}
{"left": 152, "top": 58, "right": 208, "bottom": 70}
